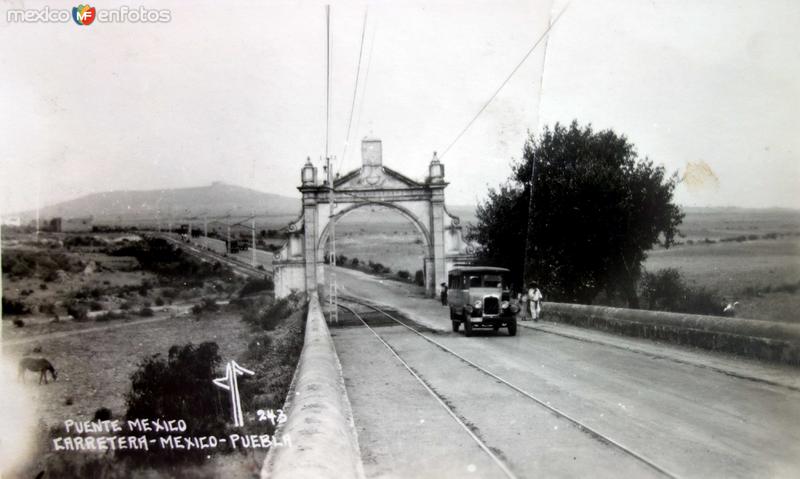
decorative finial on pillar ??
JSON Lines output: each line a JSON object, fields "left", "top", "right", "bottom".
{"left": 301, "top": 157, "right": 317, "bottom": 186}
{"left": 429, "top": 151, "right": 444, "bottom": 182}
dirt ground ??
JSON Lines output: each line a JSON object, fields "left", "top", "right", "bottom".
{"left": 3, "top": 310, "right": 252, "bottom": 428}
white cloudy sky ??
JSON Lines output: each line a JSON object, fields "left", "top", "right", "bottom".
{"left": 0, "top": 0, "right": 798, "bottom": 214}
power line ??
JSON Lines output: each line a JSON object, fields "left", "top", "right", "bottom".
{"left": 340, "top": 8, "right": 369, "bottom": 174}
{"left": 352, "top": 25, "right": 377, "bottom": 164}
{"left": 438, "top": 3, "right": 570, "bottom": 160}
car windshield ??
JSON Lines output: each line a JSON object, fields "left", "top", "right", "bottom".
{"left": 465, "top": 273, "right": 505, "bottom": 288}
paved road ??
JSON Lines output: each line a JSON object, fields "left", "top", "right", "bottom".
{"left": 329, "top": 266, "right": 800, "bottom": 479}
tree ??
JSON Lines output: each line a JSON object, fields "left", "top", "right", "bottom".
{"left": 470, "top": 121, "right": 683, "bottom": 307}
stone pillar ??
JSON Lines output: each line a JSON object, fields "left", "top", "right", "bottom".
{"left": 431, "top": 193, "right": 446, "bottom": 298}
{"left": 424, "top": 256, "right": 435, "bottom": 296}
{"left": 302, "top": 193, "right": 318, "bottom": 293}
{"left": 299, "top": 158, "right": 320, "bottom": 294}
{"left": 428, "top": 152, "right": 447, "bottom": 298}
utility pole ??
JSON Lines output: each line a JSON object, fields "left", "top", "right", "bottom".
{"left": 203, "top": 215, "right": 208, "bottom": 249}
{"left": 522, "top": 157, "right": 536, "bottom": 287}
{"left": 251, "top": 217, "right": 256, "bottom": 267}
{"left": 327, "top": 156, "right": 338, "bottom": 324}
{"left": 324, "top": 4, "right": 337, "bottom": 324}
{"left": 227, "top": 223, "right": 231, "bottom": 254}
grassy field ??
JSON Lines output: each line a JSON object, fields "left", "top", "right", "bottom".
{"left": 333, "top": 206, "right": 429, "bottom": 275}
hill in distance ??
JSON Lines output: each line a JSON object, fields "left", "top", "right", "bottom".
{"left": 15, "top": 182, "right": 480, "bottom": 227}
{"left": 17, "top": 182, "right": 301, "bottom": 224}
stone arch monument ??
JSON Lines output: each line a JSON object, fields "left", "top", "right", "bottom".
{"left": 273, "top": 138, "right": 474, "bottom": 298}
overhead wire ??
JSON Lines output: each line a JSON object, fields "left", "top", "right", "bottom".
{"left": 438, "top": 2, "right": 570, "bottom": 160}
{"left": 340, "top": 8, "right": 369, "bottom": 175}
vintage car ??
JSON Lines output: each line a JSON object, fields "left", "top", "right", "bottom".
{"left": 447, "top": 266, "right": 518, "bottom": 336}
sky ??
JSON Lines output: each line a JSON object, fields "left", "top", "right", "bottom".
{"left": 0, "top": 0, "right": 798, "bottom": 215}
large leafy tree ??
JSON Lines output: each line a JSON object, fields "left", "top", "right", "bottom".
{"left": 469, "top": 121, "right": 683, "bottom": 307}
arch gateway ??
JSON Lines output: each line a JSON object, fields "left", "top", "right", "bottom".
{"left": 273, "top": 138, "right": 474, "bottom": 298}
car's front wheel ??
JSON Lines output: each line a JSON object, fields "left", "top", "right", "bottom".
{"left": 452, "top": 320, "right": 460, "bottom": 332}
{"left": 508, "top": 318, "right": 517, "bottom": 336}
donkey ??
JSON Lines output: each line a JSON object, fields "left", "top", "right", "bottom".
{"left": 18, "top": 357, "right": 58, "bottom": 384}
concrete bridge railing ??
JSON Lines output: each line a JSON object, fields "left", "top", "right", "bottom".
{"left": 261, "top": 293, "right": 365, "bottom": 479}
{"left": 544, "top": 302, "right": 800, "bottom": 365}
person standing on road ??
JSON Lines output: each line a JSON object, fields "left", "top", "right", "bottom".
{"left": 440, "top": 282, "right": 448, "bottom": 306}
{"left": 528, "top": 283, "right": 543, "bottom": 321}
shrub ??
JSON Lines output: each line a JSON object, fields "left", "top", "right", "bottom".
{"left": 96, "top": 311, "right": 126, "bottom": 322}
{"left": 242, "top": 293, "right": 304, "bottom": 331}
{"left": 1, "top": 249, "right": 75, "bottom": 279}
{"left": 162, "top": 288, "right": 179, "bottom": 300}
{"left": 13, "top": 319, "right": 25, "bottom": 327}
{"left": 120, "top": 301, "right": 132, "bottom": 311}
{"left": 682, "top": 287, "right": 722, "bottom": 315}
{"left": 64, "top": 235, "right": 106, "bottom": 248}
{"left": 123, "top": 342, "right": 226, "bottom": 465}
{"left": 2, "top": 297, "right": 30, "bottom": 316}
{"left": 39, "top": 302, "right": 56, "bottom": 316}
{"left": 773, "top": 281, "right": 800, "bottom": 295}
{"left": 138, "top": 307, "right": 154, "bottom": 317}
{"left": 66, "top": 302, "right": 89, "bottom": 321}
{"left": 40, "top": 283, "right": 48, "bottom": 290}
{"left": 398, "top": 270, "right": 410, "bottom": 280}
{"left": 640, "top": 268, "right": 723, "bottom": 316}
{"left": 245, "top": 333, "right": 274, "bottom": 361}
{"left": 154, "top": 297, "right": 165, "bottom": 307}
{"left": 368, "top": 261, "right": 389, "bottom": 274}
{"left": 89, "top": 301, "right": 104, "bottom": 312}
{"left": 93, "top": 407, "right": 112, "bottom": 421}
{"left": 138, "top": 281, "right": 151, "bottom": 297}
{"left": 641, "top": 269, "right": 685, "bottom": 311}
{"left": 191, "top": 297, "right": 219, "bottom": 316}
{"left": 239, "top": 277, "right": 275, "bottom": 297}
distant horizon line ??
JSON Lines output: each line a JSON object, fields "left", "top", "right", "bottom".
{"left": 4, "top": 180, "right": 800, "bottom": 218}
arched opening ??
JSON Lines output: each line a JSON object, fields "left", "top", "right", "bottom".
{"left": 317, "top": 202, "right": 433, "bottom": 292}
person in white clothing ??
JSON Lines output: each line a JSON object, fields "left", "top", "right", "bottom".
{"left": 528, "top": 283, "right": 543, "bottom": 321}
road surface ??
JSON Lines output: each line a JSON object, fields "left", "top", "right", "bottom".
{"left": 329, "top": 266, "right": 800, "bottom": 479}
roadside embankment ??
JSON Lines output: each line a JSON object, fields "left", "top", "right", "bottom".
{"left": 544, "top": 302, "right": 800, "bottom": 365}
{"left": 261, "top": 292, "right": 364, "bottom": 479}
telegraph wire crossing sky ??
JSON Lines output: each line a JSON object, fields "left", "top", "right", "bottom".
{"left": 0, "top": 0, "right": 797, "bottom": 214}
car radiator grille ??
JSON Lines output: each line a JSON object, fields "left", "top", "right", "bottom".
{"left": 483, "top": 296, "right": 499, "bottom": 315}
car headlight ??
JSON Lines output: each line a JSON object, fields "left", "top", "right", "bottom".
{"left": 474, "top": 300, "right": 482, "bottom": 309}
{"left": 501, "top": 301, "right": 510, "bottom": 309}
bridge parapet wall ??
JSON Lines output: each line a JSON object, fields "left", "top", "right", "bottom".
{"left": 261, "top": 293, "right": 364, "bottom": 479}
{"left": 545, "top": 302, "right": 800, "bottom": 365}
